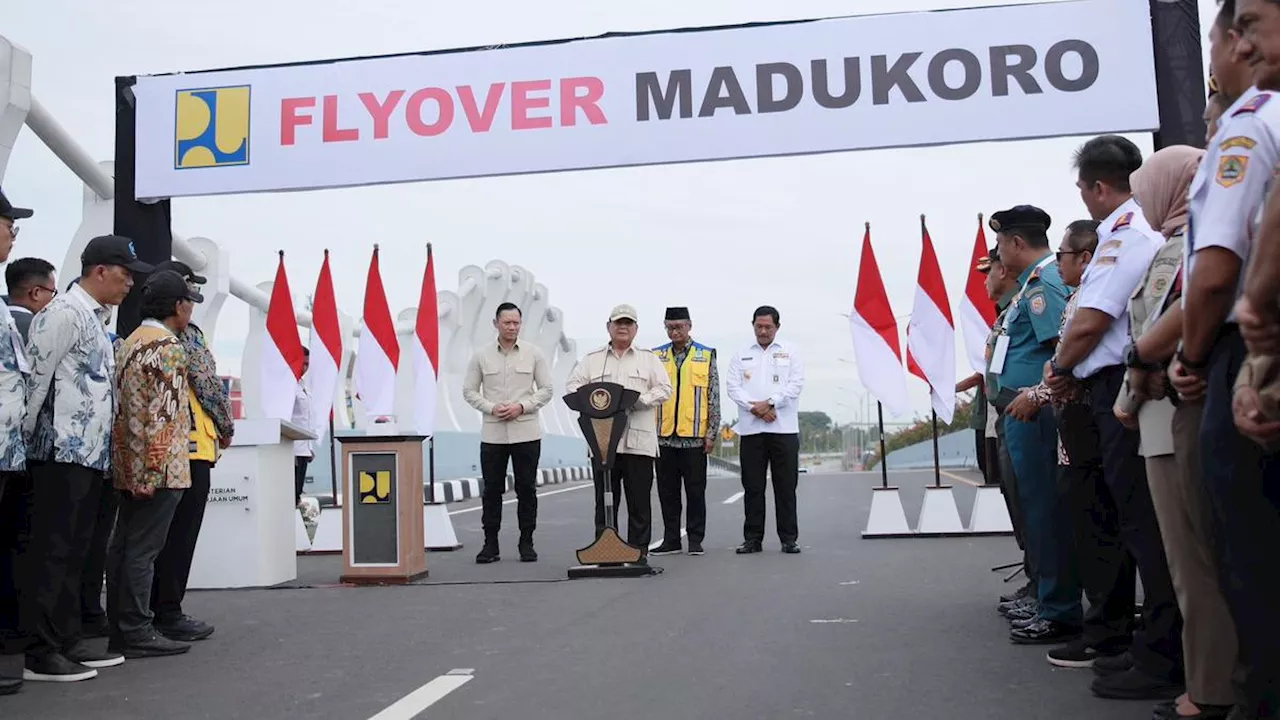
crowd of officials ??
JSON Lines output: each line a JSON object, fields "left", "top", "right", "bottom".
{"left": 958, "top": 3, "right": 1279, "bottom": 718}
{"left": 0, "top": 199, "right": 238, "bottom": 694}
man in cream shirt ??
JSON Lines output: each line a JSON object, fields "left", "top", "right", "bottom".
{"left": 565, "top": 304, "right": 672, "bottom": 561}
{"left": 463, "top": 302, "right": 554, "bottom": 564}
{"left": 727, "top": 305, "right": 805, "bottom": 554}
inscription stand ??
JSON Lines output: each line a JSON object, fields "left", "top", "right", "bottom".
{"left": 338, "top": 434, "right": 429, "bottom": 585}
{"left": 563, "top": 382, "right": 655, "bottom": 579}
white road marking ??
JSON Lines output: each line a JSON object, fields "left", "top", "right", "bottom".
{"left": 809, "top": 618, "right": 859, "bottom": 624}
{"left": 838, "top": 580, "right": 860, "bottom": 586}
{"left": 448, "top": 483, "right": 592, "bottom": 516}
{"left": 722, "top": 491, "right": 745, "bottom": 505}
{"left": 368, "top": 669, "right": 474, "bottom": 720}
{"left": 649, "top": 528, "right": 687, "bottom": 550}
{"left": 939, "top": 470, "right": 981, "bottom": 487}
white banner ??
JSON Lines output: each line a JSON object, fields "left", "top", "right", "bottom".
{"left": 132, "top": 0, "right": 1157, "bottom": 199}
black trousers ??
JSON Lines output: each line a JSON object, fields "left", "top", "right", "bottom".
{"left": 107, "top": 489, "right": 183, "bottom": 640}
{"left": 21, "top": 462, "right": 102, "bottom": 658}
{"left": 739, "top": 432, "right": 800, "bottom": 545}
{"left": 974, "top": 428, "right": 988, "bottom": 481}
{"left": 81, "top": 474, "right": 118, "bottom": 627}
{"left": 1058, "top": 401, "right": 1135, "bottom": 652}
{"left": 992, "top": 404, "right": 1035, "bottom": 584}
{"left": 591, "top": 453, "right": 654, "bottom": 551}
{"left": 657, "top": 445, "right": 708, "bottom": 545}
{"left": 1200, "top": 328, "right": 1280, "bottom": 716}
{"left": 479, "top": 441, "right": 540, "bottom": 539}
{"left": 1087, "top": 365, "right": 1183, "bottom": 682}
{"left": 0, "top": 471, "right": 31, "bottom": 642}
{"left": 151, "top": 460, "right": 212, "bottom": 624}
{"left": 294, "top": 456, "right": 311, "bottom": 505}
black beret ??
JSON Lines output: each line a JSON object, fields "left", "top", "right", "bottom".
{"left": 989, "top": 205, "right": 1052, "bottom": 234}
{"left": 664, "top": 307, "right": 690, "bottom": 321}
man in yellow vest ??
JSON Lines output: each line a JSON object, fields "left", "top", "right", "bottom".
{"left": 651, "top": 307, "right": 719, "bottom": 556}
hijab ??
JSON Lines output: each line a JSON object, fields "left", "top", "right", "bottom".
{"left": 1130, "top": 144, "right": 1205, "bottom": 239}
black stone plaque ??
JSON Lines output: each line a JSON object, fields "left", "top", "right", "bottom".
{"left": 350, "top": 452, "right": 398, "bottom": 565}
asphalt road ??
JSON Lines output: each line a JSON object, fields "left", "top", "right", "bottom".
{"left": 2, "top": 469, "right": 1154, "bottom": 719}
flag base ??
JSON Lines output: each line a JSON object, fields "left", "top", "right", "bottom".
{"left": 861, "top": 486, "right": 914, "bottom": 538}
{"left": 305, "top": 506, "right": 344, "bottom": 554}
{"left": 294, "top": 512, "right": 312, "bottom": 552}
{"left": 567, "top": 527, "right": 655, "bottom": 579}
{"left": 424, "top": 502, "right": 462, "bottom": 551}
{"left": 916, "top": 485, "right": 966, "bottom": 535}
{"left": 967, "top": 485, "right": 1014, "bottom": 535}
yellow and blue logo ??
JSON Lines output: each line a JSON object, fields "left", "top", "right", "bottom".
{"left": 174, "top": 85, "right": 251, "bottom": 170}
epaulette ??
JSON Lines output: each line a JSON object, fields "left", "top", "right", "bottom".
{"left": 1029, "top": 267, "right": 1042, "bottom": 282}
{"left": 1233, "top": 93, "right": 1272, "bottom": 116}
{"left": 1112, "top": 212, "right": 1133, "bottom": 232}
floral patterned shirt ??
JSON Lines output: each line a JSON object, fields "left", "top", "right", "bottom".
{"left": 179, "top": 324, "right": 234, "bottom": 441}
{"left": 24, "top": 284, "right": 116, "bottom": 471}
{"left": 112, "top": 322, "right": 191, "bottom": 494}
{"left": 0, "top": 297, "right": 28, "bottom": 471}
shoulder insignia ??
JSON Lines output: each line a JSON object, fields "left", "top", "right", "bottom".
{"left": 1112, "top": 212, "right": 1133, "bottom": 231}
{"left": 1098, "top": 238, "right": 1124, "bottom": 254}
{"left": 1096, "top": 255, "right": 1118, "bottom": 266}
{"left": 1233, "top": 93, "right": 1272, "bottom": 116}
{"left": 1029, "top": 294, "right": 1047, "bottom": 315}
{"left": 1217, "top": 154, "right": 1249, "bottom": 187}
{"left": 1029, "top": 267, "right": 1042, "bottom": 282}
{"left": 1220, "top": 135, "right": 1258, "bottom": 152}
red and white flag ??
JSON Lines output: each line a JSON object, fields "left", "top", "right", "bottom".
{"left": 959, "top": 215, "right": 997, "bottom": 373}
{"left": 848, "top": 223, "right": 910, "bottom": 418}
{"left": 906, "top": 216, "right": 957, "bottom": 423}
{"left": 307, "top": 249, "right": 343, "bottom": 439}
{"left": 355, "top": 245, "right": 400, "bottom": 420}
{"left": 413, "top": 244, "right": 440, "bottom": 436}
{"left": 260, "top": 251, "right": 306, "bottom": 420}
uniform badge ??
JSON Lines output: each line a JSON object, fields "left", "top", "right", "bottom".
{"left": 1219, "top": 135, "right": 1258, "bottom": 151}
{"left": 1029, "top": 294, "right": 1046, "bottom": 315}
{"left": 1112, "top": 212, "right": 1133, "bottom": 231}
{"left": 1098, "top": 238, "right": 1124, "bottom": 254}
{"left": 743, "top": 370, "right": 752, "bottom": 381}
{"left": 1217, "top": 155, "right": 1249, "bottom": 187}
{"left": 1153, "top": 276, "right": 1168, "bottom": 294}
{"left": 1233, "top": 93, "right": 1272, "bottom": 116}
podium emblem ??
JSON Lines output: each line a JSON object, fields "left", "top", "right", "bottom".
{"left": 589, "top": 388, "right": 611, "bottom": 411}
{"left": 359, "top": 470, "right": 392, "bottom": 504}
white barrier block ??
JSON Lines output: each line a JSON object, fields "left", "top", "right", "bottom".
{"left": 916, "top": 486, "right": 965, "bottom": 535}
{"left": 968, "top": 485, "right": 1014, "bottom": 535}
{"left": 861, "top": 487, "right": 913, "bottom": 538}
{"left": 294, "top": 512, "right": 312, "bottom": 552}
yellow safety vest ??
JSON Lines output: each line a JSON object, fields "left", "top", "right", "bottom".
{"left": 654, "top": 341, "right": 714, "bottom": 439}
{"left": 189, "top": 387, "right": 220, "bottom": 463}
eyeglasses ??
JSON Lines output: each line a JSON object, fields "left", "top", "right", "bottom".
{"left": 34, "top": 285, "right": 57, "bottom": 297}
{"left": 1056, "top": 250, "right": 1086, "bottom": 262}
{"left": 0, "top": 223, "right": 16, "bottom": 237}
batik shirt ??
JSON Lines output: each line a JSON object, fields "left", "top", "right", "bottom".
{"left": 112, "top": 321, "right": 191, "bottom": 494}
{"left": 179, "top": 323, "right": 234, "bottom": 441}
{"left": 0, "top": 296, "right": 27, "bottom": 471}
{"left": 24, "top": 284, "right": 117, "bottom": 471}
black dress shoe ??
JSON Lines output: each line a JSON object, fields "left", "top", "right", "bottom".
{"left": 475, "top": 541, "right": 500, "bottom": 564}
{"left": 0, "top": 677, "right": 21, "bottom": 695}
{"left": 781, "top": 542, "right": 801, "bottom": 554}
{"left": 687, "top": 541, "right": 704, "bottom": 556}
{"left": 518, "top": 539, "right": 537, "bottom": 563}
{"left": 155, "top": 615, "right": 215, "bottom": 642}
{"left": 650, "top": 542, "right": 682, "bottom": 556}
{"left": 1010, "top": 619, "right": 1082, "bottom": 645}
{"left": 735, "top": 542, "right": 762, "bottom": 554}
{"left": 1090, "top": 667, "right": 1183, "bottom": 701}
{"left": 108, "top": 632, "right": 191, "bottom": 659}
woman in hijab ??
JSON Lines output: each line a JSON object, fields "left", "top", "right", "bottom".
{"left": 1118, "top": 144, "right": 1237, "bottom": 720}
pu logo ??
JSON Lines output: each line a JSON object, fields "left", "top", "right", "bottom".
{"left": 174, "top": 86, "right": 251, "bottom": 170}
{"left": 358, "top": 470, "right": 392, "bottom": 504}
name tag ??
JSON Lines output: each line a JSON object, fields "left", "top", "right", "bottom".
{"left": 990, "top": 335, "right": 1010, "bottom": 375}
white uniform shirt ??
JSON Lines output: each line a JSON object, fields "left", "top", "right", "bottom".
{"left": 1186, "top": 87, "right": 1280, "bottom": 323}
{"left": 292, "top": 381, "right": 313, "bottom": 458}
{"left": 727, "top": 338, "right": 805, "bottom": 435}
{"left": 1069, "top": 197, "right": 1161, "bottom": 379}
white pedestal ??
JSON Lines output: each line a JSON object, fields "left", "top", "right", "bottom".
{"left": 861, "top": 486, "right": 913, "bottom": 538}
{"left": 968, "top": 485, "right": 1015, "bottom": 535}
{"left": 916, "top": 485, "right": 965, "bottom": 535}
{"left": 189, "top": 419, "right": 316, "bottom": 589}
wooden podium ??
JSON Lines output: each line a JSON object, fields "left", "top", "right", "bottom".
{"left": 338, "top": 433, "right": 428, "bottom": 585}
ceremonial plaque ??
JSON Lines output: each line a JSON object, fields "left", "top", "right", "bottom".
{"left": 562, "top": 381, "right": 652, "bottom": 579}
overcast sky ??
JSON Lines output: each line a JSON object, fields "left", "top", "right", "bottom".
{"left": 3, "top": 0, "right": 1219, "bottom": 430}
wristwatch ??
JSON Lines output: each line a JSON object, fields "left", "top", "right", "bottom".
{"left": 1124, "top": 342, "right": 1159, "bottom": 371}
{"left": 1175, "top": 342, "right": 1209, "bottom": 372}
{"left": 1050, "top": 358, "right": 1070, "bottom": 378}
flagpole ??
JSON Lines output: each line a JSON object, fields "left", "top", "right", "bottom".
{"left": 428, "top": 435, "right": 436, "bottom": 504}
{"left": 931, "top": 406, "right": 942, "bottom": 488}
{"left": 328, "top": 412, "right": 338, "bottom": 502}
{"left": 877, "top": 401, "right": 888, "bottom": 490}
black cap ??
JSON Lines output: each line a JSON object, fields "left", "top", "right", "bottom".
{"left": 989, "top": 205, "right": 1052, "bottom": 234}
{"left": 664, "top": 307, "right": 690, "bottom": 321}
{"left": 81, "top": 235, "right": 154, "bottom": 273}
{"left": 143, "top": 270, "right": 204, "bottom": 304}
{"left": 152, "top": 260, "right": 207, "bottom": 285}
{"left": 0, "top": 188, "right": 32, "bottom": 221}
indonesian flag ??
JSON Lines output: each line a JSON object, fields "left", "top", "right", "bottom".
{"left": 260, "top": 251, "right": 306, "bottom": 420}
{"left": 355, "top": 245, "right": 400, "bottom": 420}
{"left": 848, "top": 223, "right": 910, "bottom": 418}
{"left": 906, "top": 216, "right": 957, "bottom": 423}
{"left": 307, "top": 249, "right": 343, "bottom": 439}
{"left": 959, "top": 215, "right": 997, "bottom": 373}
{"left": 413, "top": 244, "right": 440, "bottom": 436}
